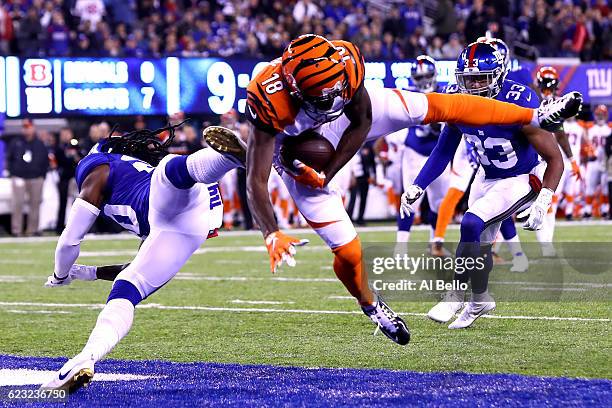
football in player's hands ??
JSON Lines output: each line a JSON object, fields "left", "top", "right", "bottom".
{"left": 280, "top": 130, "right": 335, "bottom": 173}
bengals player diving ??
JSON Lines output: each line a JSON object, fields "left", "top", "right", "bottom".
{"left": 205, "top": 34, "right": 582, "bottom": 345}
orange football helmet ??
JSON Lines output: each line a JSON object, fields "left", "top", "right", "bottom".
{"left": 281, "top": 34, "right": 348, "bottom": 120}
{"left": 594, "top": 104, "right": 608, "bottom": 123}
{"left": 536, "top": 66, "right": 559, "bottom": 99}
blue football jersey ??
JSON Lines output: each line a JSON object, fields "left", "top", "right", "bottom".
{"left": 506, "top": 64, "right": 533, "bottom": 88}
{"left": 454, "top": 79, "right": 540, "bottom": 179}
{"left": 75, "top": 144, "right": 153, "bottom": 238}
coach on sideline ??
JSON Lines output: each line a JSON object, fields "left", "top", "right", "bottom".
{"left": 6, "top": 120, "right": 48, "bottom": 237}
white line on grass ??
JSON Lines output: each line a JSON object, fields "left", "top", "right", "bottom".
{"left": 6, "top": 309, "right": 72, "bottom": 314}
{"left": 231, "top": 299, "right": 295, "bottom": 305}
{"left": 78, "top": 245, "right": 329, "bottom": 258}
{"left": 0, "top": 301, "right": 609, "bottom": 322}
{"left": 1, "top": 220, "right": 610, "bottom": 244}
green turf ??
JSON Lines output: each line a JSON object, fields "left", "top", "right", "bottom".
{"left": 0, "top": 225, "right": 610, "bottom": 378}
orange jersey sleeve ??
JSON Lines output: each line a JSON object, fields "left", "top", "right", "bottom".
{"left": 246, "top": 60, "right": 298, "bottom": 134}
{"left": 331, "top": 40, "right": 365, "bottom": 100}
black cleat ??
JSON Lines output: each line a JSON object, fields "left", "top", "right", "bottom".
{"left": 538, "top": 91, "right": 583, "bottom": 131}
{"left": 202, "top": 126, "right": 246, "bottom": 167}
{"left": 362, "top": 297, "right": 410, "bottom": 345}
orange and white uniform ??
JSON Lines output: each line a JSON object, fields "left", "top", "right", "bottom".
{"left": 556, "top": 118, "right": 585, "bottom": 211}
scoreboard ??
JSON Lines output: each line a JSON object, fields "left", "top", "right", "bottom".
{"left": 0, "top": 56, "right": 609, "bottom": 118}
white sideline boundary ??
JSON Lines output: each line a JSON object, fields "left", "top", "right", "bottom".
{"left": 1, "top": 220, "right": 611, "bottom": 244}
{"left": 0, "top": 301, "right": 609, "bottom": 323}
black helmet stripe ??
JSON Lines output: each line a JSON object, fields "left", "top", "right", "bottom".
{"left": 302, "top": 69, "right": 346, "bottom": 93}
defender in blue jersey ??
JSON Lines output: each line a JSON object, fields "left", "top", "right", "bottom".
{"left": 41, "top": 124, "right": 247, "bottom": 393}
{"left": 401, "top": 42, "right": 566, "bottom": 329}
{"left": 395, "top": 55, "right": 450, "bottom": 247}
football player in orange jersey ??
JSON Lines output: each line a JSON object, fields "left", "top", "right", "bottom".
{"left": 214, "top": 34, "right": 582, "bottom": 345}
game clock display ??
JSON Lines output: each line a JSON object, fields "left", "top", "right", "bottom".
{"left": 0, "top": 56, "right": 608, "bottom": 118}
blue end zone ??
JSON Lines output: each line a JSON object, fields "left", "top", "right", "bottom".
{"left": 0, "top": 354, "right": 610, "bottom": 407}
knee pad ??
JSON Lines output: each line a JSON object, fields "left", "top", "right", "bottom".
{"left": 165, "top": 155, "right": 196, "bottom": 189}
{"left": 108, "top": 279, "right": 143, "bottom": 306}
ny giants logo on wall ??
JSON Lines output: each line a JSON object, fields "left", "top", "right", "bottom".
{"left": 23, "top": 59, "right": 53, "bottom": 87}
{"left": 586, "top": 68, "right": 611, "bottom": 98}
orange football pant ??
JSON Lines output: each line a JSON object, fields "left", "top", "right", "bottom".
{"left": 332, "top": 236, "right": 374, "bottom": 306}
{"left": 424, "top": 93, "right": 534, "bottom": 127}
{"left": 434, "top": 187, "right": 465, "bottom": 240}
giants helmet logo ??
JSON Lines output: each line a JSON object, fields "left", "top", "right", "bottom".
{"left": 23, "top": 59, "right": 52, "bottom": 86}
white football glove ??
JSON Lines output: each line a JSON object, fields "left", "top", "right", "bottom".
{"left": 522, "top": 188, "right": 554, "bottom": 231}
{"left": 400, "top": 185, "right": 424, "bottom": 218}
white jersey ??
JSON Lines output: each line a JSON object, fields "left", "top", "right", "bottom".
{"left": 384, "top": 131, "right": 407, "bottom": 164}
{"left": 587, "top": 123, "right": 611, "bottom": 163}
{"left": 562, "top": 120, "right": 584, "bottom": 164}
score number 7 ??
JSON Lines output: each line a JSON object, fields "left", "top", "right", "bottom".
{"left": 141, "top": 87, "right": 155, "bottom": 110}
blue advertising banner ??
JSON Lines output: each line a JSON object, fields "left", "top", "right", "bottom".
{"left": 0, "top": 56, "right": 608, "bottom": 118}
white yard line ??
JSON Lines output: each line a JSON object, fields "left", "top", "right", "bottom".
{"left": 6, "top": 309, "right": 72, "bottom": 314}
{"left": 231, "top": 299, "right": 295, "bottom": 305}
{"left": 0, "top": 301, "right": 608, "bottom": 322}
{"left": 1, "top": 220, "right": 610, "bottom": 244}
{"left": 78, "top": 245, "right": 329, "bottom": 258}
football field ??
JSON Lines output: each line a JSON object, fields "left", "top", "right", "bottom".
{"left": 0, "top": 223, "right": 610, "bottom": 406}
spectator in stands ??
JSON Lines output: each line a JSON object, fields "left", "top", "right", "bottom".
{"left": 73, "top": 0, "right": 105, "bottom": 30}
{"left": 433, "top": 0, "right": 457, "bottom": 41}
{"left": 0, "top": 4, "right": 13, "bottom": 54}
{"left": 442, "top": 33, "right": 463, "bottom": 59}
{"left": 17, "top": 7, "right": 42, "bottom": 56}
{"left": 427, "top": 36, "right": 444, "bottom": 60}
{"left": 529, "top": 2, "right": 553, "bottom": 56}
{"left": 46, "top": 11, "right": 70, "bottom": 56}
{"left": 465, "top": 0, "right": 488, "bottom": 43}
{"left": 54, "top": 127, "right": 80, "bottom": 234}
{"left": 293, "top": 0, "right": 322, "bottom": 24}
{"left": 400, "top": 0, "right": 423, "bottom": 36}
{"left": 6, "top": 120, "right": 48, "bottom": 237}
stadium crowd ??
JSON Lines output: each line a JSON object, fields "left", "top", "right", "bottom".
{"left": 0, "top": 0, "right": 609, "bottom": 61}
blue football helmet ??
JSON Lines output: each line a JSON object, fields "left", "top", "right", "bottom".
{"left": 411, "top": 55, "right": 437, "bottom": 93}
{"left": 456, "top": 42, "right": 505, "bottom": 98}
{"left": 477, "top": 36, "right": 510, "bottom": 77}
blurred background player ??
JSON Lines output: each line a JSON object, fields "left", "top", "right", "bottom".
{"left": 583, "top": 105, "right": 611, "bottom": 218}
{"left": 402, "top": 42, "right": 566, "bottom": 329}
{"left": 534, "top": 66, "right": 583, "bottom": 254}
{"left": 374, "top": 130, "right": 406, "bottom": 217}
{"left": 396, "top": 55, "right": 449, "bottom": 250}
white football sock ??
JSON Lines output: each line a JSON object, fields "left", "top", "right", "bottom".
{"left": 505, "top": 235, "right": 524, "bottom": 257}
{"left": 396, "top": 230, "right": 410, "bottom": 242}
{"left": 186, "top": 148, "right": 238, "bottom": 184}
{"left": 77, "top": 298, "right": 134, "bottom": 363}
